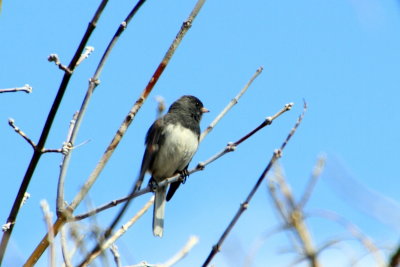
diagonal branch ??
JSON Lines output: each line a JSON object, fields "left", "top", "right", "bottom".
{"left": 79, "top": 197, "right": 154, "bottom": 267}
{"left": 8, "top": 118, "right": 37, "bottom": 150}
{"left": 202, "top": 102, "right": 307, "bottom": 267}
{"left": 86, "top": 0, "right": 208, "bottom": 254}
{"left": 73, "top": 103, "right": 293, "bottom": 221}
{"left": 56, "top": 0, "right": 148, "bottom": 215}
{"left": 25, "top": 0, "right": 205, "bottom": 265}
{"left": 0, "top": 2, "right": 110, "bottom": 263}
{"left": 200, "top": 66, "right": 263, "bottom": 141}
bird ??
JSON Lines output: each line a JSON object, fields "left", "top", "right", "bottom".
{"left": 137, "top": 95, "right": 209, "bottom": 237}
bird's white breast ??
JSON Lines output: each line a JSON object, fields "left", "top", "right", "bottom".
{"left": 151, "top": 123, "right": 199, "bottom": 180}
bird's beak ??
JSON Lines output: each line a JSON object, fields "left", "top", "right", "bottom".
{"left": 201, "top": 107, "right": 210, "bottom": 113}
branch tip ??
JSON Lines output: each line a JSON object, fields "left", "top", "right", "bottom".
{"left": 196, "top": 162, "right": 205, "bottom": 170}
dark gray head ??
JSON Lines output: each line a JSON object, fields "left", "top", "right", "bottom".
{"left": 168, "top": 95, "right": 209, "bottom": 122}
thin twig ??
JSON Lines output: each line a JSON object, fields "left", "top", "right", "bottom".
{"left": 56, "top": 111, "right": 79, "bottom": 213}
{"left": 79, "top": 196, "right": 154, "bottom": 267}
{"left": 200, "top": 66, "right": 263, "bottom": 142}
{"left": 60, "top": 225, "right": 72, "bottom": 267}
{"left": 298, "top": 155, "right": 326, "bottom": 209}
{"left": 40, "top": 200, "right": 56, "bottom": 267}
{"left": 73, "top": 103, "right": 293, "bottom": 221}
{"left": 124, "top": 235, "right": 199, "bottom": 267}
{"left": 88, "top": 0, "right": 207, "bottom": 254}
{"left": 243, "top": 225, "right": 288, "bottom": 267}
{"left": 8, "top": 118, "right": 37, "bottom": 149}
{"left": 310, "top": 209, "right": 385, "bottom": 267}
{"left": 48, "top": 54, "right": 72, "bottom": 74}
{"left": 271, "top": 161, "right": 319, "bottom": 267}
{"left": 110, "top": 244, "right": 121, "bottom": 267}
{"left": 202, "top": 102, "right": 307, "bottom": 267}
{"left": 56, "top": 0, "right": 148, "bottom": 216}
{"left": 0, "top": 84, "right": 32, "bottom": 94}
{"left": 162, "top": 236, "right": 199, "bottom": 267}
{"left": 18, "top": 1, "right": 110, "bottom": 265}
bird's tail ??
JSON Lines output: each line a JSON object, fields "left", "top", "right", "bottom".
{"left": 153, "top": 185, "right": 167, "bottom": 237}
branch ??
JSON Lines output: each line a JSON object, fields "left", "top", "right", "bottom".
{"left": 81, "top": 0, "right": 208, "bottom": 259}
{"left": 40, "top": 200, "right": 55, "bottom": 267}
{"left": 310, "top": 209, "right": 385, "bottom": 266}
{"left": 60, "top": 226, "right": 72, "bottom": 267}
{"left": 269, "top": 160, "right": 319, "bottom": 266}
{"left": 16, "top": 0, "right": 111, "bottom": 265}
{"left": 202, "top": 102, "right": 307, "bottom": 267}
{"left": 0, "top": 84, "right": 32, "bottom": 94}
{"left": 48, "top": 54, "right": 72, "bottom": 74}
{"left": 56, "top": 0, "right": 148, "bottom": 216}
{"left": 200, "top": 66, "right": 263, "bottom": 141}
{"left": 8, "top": 118, "right": 36, "bottom": 150}
{"left": 297, "top": 155, "right": 326, "bottom": 209}
{"left": 73, "top": 103, "right": 293, "bottom": 221}
{"left": 110, "top": 244, "right": 121, "bottom": 267}
{"left": 162, "top": 235, "right": 199, "bottom": 267}
{"left": 78, "top": 196, "right": 154, "bottom": 267}
{"left": 125, "top": 235, "right": 199, "bottom": 267}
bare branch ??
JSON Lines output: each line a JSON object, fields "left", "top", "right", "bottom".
{"left": 162, "top": 236, "right": 199, "bottom": 267}
{"left": 200, "top": 66, "right": 263, "bottom": 142}
{"left": 269, "top": 161, "right": 320, "bottom": 267}
{"left": 18, "top": 0, "right": 111, "bottom": 264}
{"left": 40, "top": 200, "right": 56, "bottom": 267}
{"left": 8, "top": 118, "right": 37, "bottom": 149}
{"left": 202, "top": 102, "right": 307, "bottom": 267}
{"left": 0, "top": 84, "right": 32, "bottom": 94}
{"left": 85, "top": 0, "right": 208, "bottom": 256}
{"left": 60, "top": 226, "right": 72, "bottom": 267}
{"left": 310, "top": 209, "right": 385, "bottom": 266}
{"left": 297, "top": 155, "right": 326, "bottom": 209}
{"left": 48, "top": 54, "right": 72, "bottom": 74}
{"left": 110, "top": 244, "right": 121, "bottom": 267}
{"left": 73, "top": 103, "right": 293, "bottom": 221}
{"left": 57, "top": 111, "right": 79, "bottom": 213}
{"left": 79, "top": 196, "right": 154, "bottom": 266}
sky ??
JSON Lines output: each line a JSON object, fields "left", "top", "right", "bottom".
{"left": 1, "top": 0, "right": 400, "bottom": 266}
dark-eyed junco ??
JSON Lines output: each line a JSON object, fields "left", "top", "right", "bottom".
{"left": 138, "top": 95, "right": 208, "bottom": 237}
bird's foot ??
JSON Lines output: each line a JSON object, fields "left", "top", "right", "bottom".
{"left": 149, "top": 177, "right": 159, "bottom": 192}
{"left": 179, "top": 169, "right": 189, "bottom": 184}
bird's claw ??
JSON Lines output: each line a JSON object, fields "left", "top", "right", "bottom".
{"left": 149, "top": 178, "right": 159, "bottom": 192}
{"left": 179, "top": 169, "right": 189, "bottom": 184}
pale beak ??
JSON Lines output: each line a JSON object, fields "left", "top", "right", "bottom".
{"left": 201, "top": 107, "right": 210, "bottom": 113}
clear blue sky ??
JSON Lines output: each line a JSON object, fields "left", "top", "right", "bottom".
{"left": 1, "top": 0, "right": 400, "bottom": 266}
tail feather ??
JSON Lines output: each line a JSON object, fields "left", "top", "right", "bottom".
{"left": 153, "top": 186, "right": 167, "bottom": 237}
